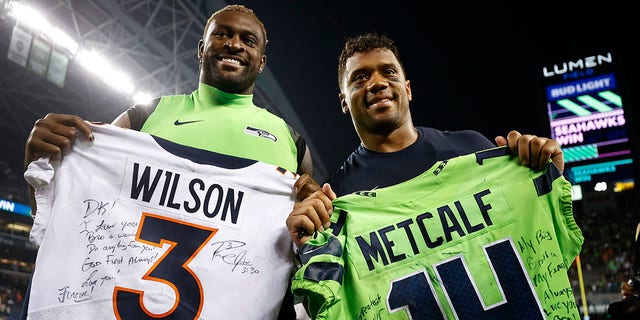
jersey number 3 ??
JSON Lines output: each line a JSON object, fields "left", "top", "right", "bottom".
{"left": 113, "top": 212, "right": 218, "bottom": 319}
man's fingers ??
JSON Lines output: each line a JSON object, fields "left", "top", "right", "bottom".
{"left": 543, "top": 139, "right": 564, "bottom": 172}
{"left": 501, "top": 130, "right": 564, "bottom": 173}
{"left": 301, "top": 197, "right": 330, "bottom": 232}
{"left": 286, "top": 215, "right": 314, "bottom": 247}
{"left": 516, "top": 134, "right": 535, "bottom": 166}
{"left": 322, "top": 183, "right": 337, "bottom": 201}
{"left": 26, "top": 114, "right": 94, "bottom": 163}
{"left": 506, "top": 130, "right": 522, "bottom": 149}
{"left": 287, "top": 198, "right": 328, "bottom": 246}
{"left": 286, "top": 193, "right": 333, "bottom": 247}
{"left": 56, "top": 114, "right": 94, "bottom": 142}
{"left": 523, "top": 136, "right": 563, "bottom": 171}
{"left": 288, "top": 177, "right": 337, "bottom": 248}
{"left": 528, "top": 136, "right": 544, "bottom": 169}
{"left": 294, "top": 173, "right": 322, "bottom": 201}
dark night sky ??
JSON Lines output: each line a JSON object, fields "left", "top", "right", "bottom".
{"left": 235, "top": 0, "right": 639, "bottom": 181}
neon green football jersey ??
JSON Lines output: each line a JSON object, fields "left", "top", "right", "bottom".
{"left": 292, "top": 147, "right": 584, "bottom": 320}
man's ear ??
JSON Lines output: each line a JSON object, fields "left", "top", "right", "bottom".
{"left": 197, "top": 39, "right": 204, "bottom": 61}
{"left": 406, "top": 79, "right": 412, "bottom": 101}
{"left": 339, "top": 92, "right": 349, "bottom": 114}
{"left": 259, "top": 55, "right": 266, "bottom": 73}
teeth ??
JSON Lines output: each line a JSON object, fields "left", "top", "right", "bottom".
{"left": 222, "top": 58, "right": 240, "bottom": 65}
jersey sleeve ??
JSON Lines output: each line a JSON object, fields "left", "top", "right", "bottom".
{"left": 23, "top": 157, "right": 56, "bottom": 247}
{"left": 291, "top": 223, "right": 347, "bottom": 319}
{"left": 286, "top": 124, "right": 310, "bottom": 174}
{"left": 543, "top": 163, "right": 584, "bottom": 265}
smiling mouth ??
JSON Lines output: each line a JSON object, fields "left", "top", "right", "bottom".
{"left": 369, "top": 98, "right": 392, "bottom": 107}
{"left": 220, "top": 57, "right": 241, "bottom": 66}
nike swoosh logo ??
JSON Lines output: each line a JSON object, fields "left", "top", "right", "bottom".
{"left": 174, "top": 119, "right": 203, "bottom": 126}
{"left": 301, "top": 244, "right": 325, "bottom": 256}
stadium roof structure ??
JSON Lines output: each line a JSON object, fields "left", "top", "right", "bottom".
{"left": 0, "top": 0, "right": 327, "bottom": 178}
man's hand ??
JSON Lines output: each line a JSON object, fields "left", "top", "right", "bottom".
{"left": 24, "top": 113, "right": 93, "bottom": 215}
{"left": 293, "top": 173, "right": 323, "bottom": 202}
{"left": 25, "top": 113, "right": 93, "bottom": 165}
{"left": 287, "top": 177, "right": 336, "bottom": 248}
{"left": 495, "top": 130, "right": 564, "bottom": 173}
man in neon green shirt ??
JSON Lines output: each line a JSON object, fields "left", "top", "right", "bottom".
{"left": 23, "top": 4, "right": 310, "bottom": 319}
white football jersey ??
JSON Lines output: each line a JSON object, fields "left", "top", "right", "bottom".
{"left": 25, "top": 123, "right": 298, "bottom": 320}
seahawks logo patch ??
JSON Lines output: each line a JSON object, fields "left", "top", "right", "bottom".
{"left": 244, "top": 126, "right": 277, "bottom": 142}
{"left": 433, "top": 159, "right": 449, "bottom": 176}
{"left": 354, "top": 191, "right": 376, "bottom": 197}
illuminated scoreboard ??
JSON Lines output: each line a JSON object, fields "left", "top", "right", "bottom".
{"left": 543, "top": 52, "right": 635, "bottom": 191}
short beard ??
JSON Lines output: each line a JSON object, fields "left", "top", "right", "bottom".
{"left": 214, "top": 72, "right": 256, "bottom": 93}
{"left": 201, "top": 60, "right": 259, "bottom": 94}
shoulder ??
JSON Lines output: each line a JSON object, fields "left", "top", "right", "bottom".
{"left": 325, "top": 146, "right": 366, "bottom": 195}
{"left": 418, "top": 126, "right": 494, "bottom": 150}
{"left": 419, "top": 126, "right": 487, "bottom": 138}
{"left": 286, "top": 124, "right": 313, "bottom": 175}
{"left": 126, "top": 97, "right": 162, "bottom": 131}
{"left": 257, "top": 107, "right": 289, "bottom": 123}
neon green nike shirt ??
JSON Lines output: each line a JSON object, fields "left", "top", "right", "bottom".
{"left": 140, "top": 83, "right": 299, "bottom": 172}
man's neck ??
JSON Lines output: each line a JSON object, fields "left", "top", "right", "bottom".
{"left": 360, "top": 125, "right": 418, "bottom": 153}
